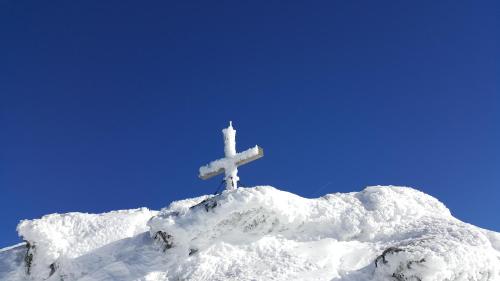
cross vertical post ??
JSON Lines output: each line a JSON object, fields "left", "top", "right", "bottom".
{"left": 222, "top": 121, "right": 239, "bottom": 189}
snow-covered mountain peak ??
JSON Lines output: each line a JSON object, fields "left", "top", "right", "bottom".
{"left": 149, "top": 186, "right": 452, "bottom": 249}
{"left": 1, "top": 186, "right": 499, "bottom": 281}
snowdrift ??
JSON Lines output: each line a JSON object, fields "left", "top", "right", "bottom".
{"left": 1, "top": 186, "right": 499, "bottom": 281}
{"left": 10, "top": 208, "right": 157, "bottom": 280}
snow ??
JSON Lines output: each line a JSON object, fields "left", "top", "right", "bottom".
{"left": 1, "top": 186, "right": 499, "bottom": 281}
{"left": 15, "top": 207, "right": 157, "bottom": 279}
{"left": 0, "top": 243, "right": 26, "bottom": 253}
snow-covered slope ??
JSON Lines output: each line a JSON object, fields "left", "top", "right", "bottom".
{"left": 1, "top": 186, "right": 499, "bottom": 281}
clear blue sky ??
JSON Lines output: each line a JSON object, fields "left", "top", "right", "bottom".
{"left": 1, "top": 1, "right": 498, "bottom": 247}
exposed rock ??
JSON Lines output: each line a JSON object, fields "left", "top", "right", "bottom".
{"left": 154, "top": 231, "right": 174, "bottom": 252}
{"left": 190, "top": 197, "right": 218, "bottom": 212}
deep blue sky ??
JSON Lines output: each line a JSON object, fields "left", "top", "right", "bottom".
{"left": 1, "top": 1, "right": 498, "bottom": 247}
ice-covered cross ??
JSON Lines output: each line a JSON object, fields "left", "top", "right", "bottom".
{"left": 199, "top": 121, "right": 264, "bottom": 190}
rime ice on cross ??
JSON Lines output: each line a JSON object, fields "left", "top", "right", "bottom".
{"left": 199, "top": 121, "right": 264, "bottom": 190}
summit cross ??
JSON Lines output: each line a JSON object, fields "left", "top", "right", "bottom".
{"left": 199, "top": 121, "right": 264, "bottom": 190}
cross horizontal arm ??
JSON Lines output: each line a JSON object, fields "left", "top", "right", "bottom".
{"left": 234, "top": 145, "right": 264, "bottom": 168}
{"left": 198, "top": 146, "right": 264, "bottom": 180}
{"left": 198, "top": 159, "right": 226, "bottom": 180}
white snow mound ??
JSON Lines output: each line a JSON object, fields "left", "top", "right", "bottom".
{"left": 1, "top": 186, "right": 499, "bottom": 281}
{"left": 16, "top": 208, "right": 157, "bottom": 279}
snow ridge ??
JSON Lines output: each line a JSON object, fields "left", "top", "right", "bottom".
{"left": 16, "top": 208, "right": 157, "bottom": 279}
{"left": 1, "top": 186, "right": 499, "bottom": 281}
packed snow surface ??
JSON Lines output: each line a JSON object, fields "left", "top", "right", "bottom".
{"left": 1, "top": 186, "right": 499, "bottom": 281}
